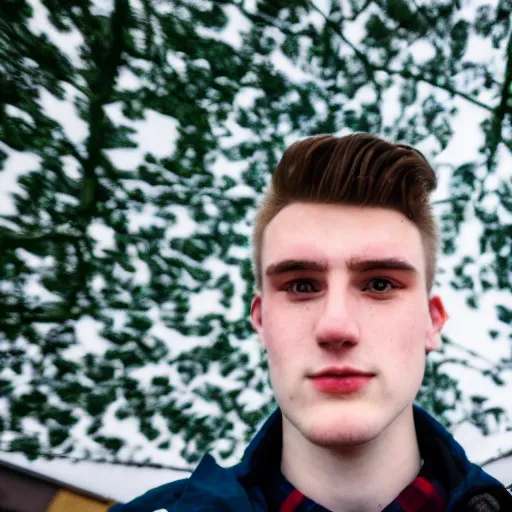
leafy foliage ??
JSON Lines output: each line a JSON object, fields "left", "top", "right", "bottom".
{"left": 0, "top": 0, "right": 511, "bottom": 468}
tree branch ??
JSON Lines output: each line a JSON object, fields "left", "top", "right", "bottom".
{"left": 1, "top": 302, "right": 80, "bottom": 324}
{"left": 484, "top": 28, "right": 512, "bottom": 171}
{"left": 78, "top": 0, "right": 129, "bottom": 219}
{"left": 341, "top": 0, "right": 372, "bottom": 22}
{"left": 385, "top": 65, "right": 495, "bottom": 112}
{"left": 0, "top": 445, "right": 193, "bottom": 473}
{"left": 479, "top": 448, "right": 512, "bottom": 469}
{"left": 443, "top": 338, "right": 512, "bottom": 373}
{"left": 0, "top": 229, "right": 82, "bottom": 251}
{"left": 431, "top": 194, "right": 470, "bottom": 206}
{"left": 308, "top": 2, "right": 499, "bottom": 114}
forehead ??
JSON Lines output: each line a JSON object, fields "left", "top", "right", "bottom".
{"left": 262, "top": 203, "right": 425, "bottom": 273}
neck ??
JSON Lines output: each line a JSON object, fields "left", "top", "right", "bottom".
{"left": 280, "top": 406, "right": 421, "bottom": 512}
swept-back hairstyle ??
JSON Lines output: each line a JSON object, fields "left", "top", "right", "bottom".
{"left": 252, "top": 133, "right": 439, "bottom": 292}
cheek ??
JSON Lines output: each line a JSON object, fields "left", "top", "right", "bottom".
{"left": 371, "top": 304, "right": 428, "bottom": 358}
{"left": 263, "top": 307, "right": 307, "bottom": 363}
{"left": 392, "top": 319, "right": 429, "bottom": 370}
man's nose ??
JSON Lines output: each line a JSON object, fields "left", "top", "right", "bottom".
{"left": 314, "top": 287, "right": 360, "bottom": 349}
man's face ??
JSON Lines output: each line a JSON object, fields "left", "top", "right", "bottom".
{"left": 251, "top": 203, "right": 446, "bottom": 448}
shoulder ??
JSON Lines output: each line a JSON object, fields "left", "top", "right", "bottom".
{"left": 108, "top": 478, "right": 188, "bottom": 512}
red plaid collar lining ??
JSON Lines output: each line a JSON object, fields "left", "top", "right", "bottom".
{"left": 264, "top": 464, "right": 448, "bottom": 512}
{"left": 396, "top": 475, "right": 447, "bottom": 511}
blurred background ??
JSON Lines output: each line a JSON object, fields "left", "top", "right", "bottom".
{"left": 0, "top": 0, "right": 511, "bottom": 510}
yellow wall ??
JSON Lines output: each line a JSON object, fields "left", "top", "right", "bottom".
{"left": 46, "top": 488, "right": 116, "bottom": 512}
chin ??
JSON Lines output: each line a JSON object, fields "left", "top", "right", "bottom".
{"left": 287, "top": 401, "right": 387, "bottom": 448}
{"left": 305, "top": 418, "right": 382, "bottom": 448}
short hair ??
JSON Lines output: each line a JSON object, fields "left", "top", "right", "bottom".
{"left": 252, "top": 133, "right": 439, "bottom": 293}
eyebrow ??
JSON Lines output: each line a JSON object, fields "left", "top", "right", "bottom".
{"left": 265, "top": 257, "right": 418, "bottom": 277}
{"left": 266, "top": 259, "right": 327, "bottom": 276}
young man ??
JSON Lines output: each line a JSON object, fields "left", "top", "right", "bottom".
{"left": 111, "top": 134, "right": 512, "bottom": 511}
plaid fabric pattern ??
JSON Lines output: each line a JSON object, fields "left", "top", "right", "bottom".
{"left": 395, "top": 475, "right": 448, "bottom": 511}
{"left": 263, "top": 458, "right": 448, "bottom": 512}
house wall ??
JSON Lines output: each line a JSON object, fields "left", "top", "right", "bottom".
{"left": 46, "top": 489, "right": 114, "bottom": 512}
{"left": 0, "top": 465, "right": 115, "bottom": 512}
{"left": 0, "top": 464, "right": 57, "bottom": 512}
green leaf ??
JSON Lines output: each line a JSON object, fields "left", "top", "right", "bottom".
{"left": 385, "top": 0, "right": 428, "bottom": 34}
{"left": 496, "top": 305, "right": 512, "bottom": 325}
{"left": 451, "top": 20, "right": 469, "bottom": 60}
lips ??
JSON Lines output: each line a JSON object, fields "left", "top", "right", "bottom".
{"left": 309, "top": 367, "right": 375, "bottom": 394}
{"left": 309, "top": 366, "right": 375, "bottom": 378}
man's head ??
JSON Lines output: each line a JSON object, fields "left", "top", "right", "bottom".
{"left": 250, "top": 133, "right": 447, "bottom": 449}
{"left": 252, "top": 133, "right": 440, "bottom": 294}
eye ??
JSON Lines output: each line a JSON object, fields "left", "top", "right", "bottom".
{"left": 363, "top": 278, "right": 396, "bottom": 293}
{"left": 286, "top": 280, "right": 319, "bottom": 294}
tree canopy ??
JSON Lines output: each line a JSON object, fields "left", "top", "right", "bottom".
{"left": 0, "top": 0, "right": 511, "bottom": 472}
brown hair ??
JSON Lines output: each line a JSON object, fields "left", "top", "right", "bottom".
{"left": 252, "top": 133, "right": 439, "bottom": 292}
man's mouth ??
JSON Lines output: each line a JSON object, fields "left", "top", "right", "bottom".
{"left": 309, "top": 366, "right": 375, "bottom": 378}
{"left": 309, "top": 367, "right": 375, "bottom": 394}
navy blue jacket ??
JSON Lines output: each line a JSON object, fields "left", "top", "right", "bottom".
{"left": 110, "top": 404, "right": 512, "bottom": 511}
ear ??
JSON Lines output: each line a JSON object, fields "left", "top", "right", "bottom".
{"left": 250, "top": 295, "right": 266, "bottom": 348}
{"left": 426, "top": 295, "right": 448, "bottom": 353}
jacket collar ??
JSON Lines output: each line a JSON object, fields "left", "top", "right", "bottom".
{"left": 174, "top": 453, "right": 260, "bottom": 511}
{"left": 173, "top": 410, "right": 282, "bottom": 510}
{"left": 412, "top": 405, "right": 512, "bottom": 510}
{"left": 178, "top": 404, "right": 511, "bottom": 510}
